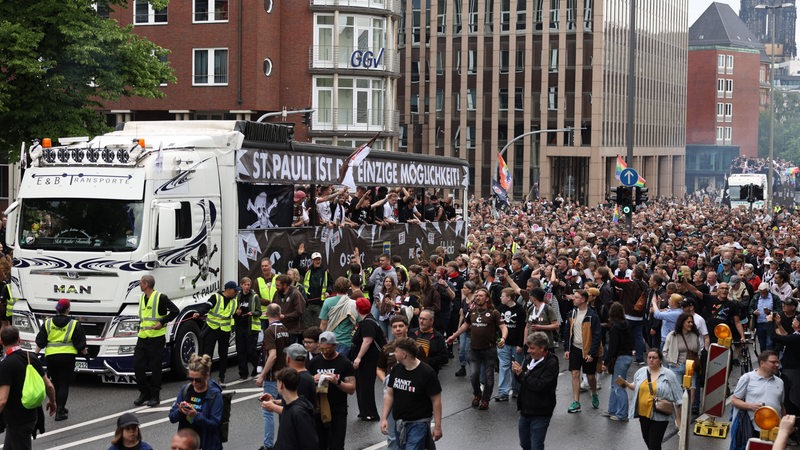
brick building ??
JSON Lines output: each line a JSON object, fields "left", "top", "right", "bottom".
{"left": 101, "top": 0, "right": 400, "bottom": 150}
{"left": 686, "top": 2, "right": 763, "bottom": 193}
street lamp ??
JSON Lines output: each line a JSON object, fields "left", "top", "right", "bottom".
{"left": 755, "top": 2, "right": 793, "bottom": 209}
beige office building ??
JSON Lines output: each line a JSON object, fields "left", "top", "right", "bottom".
{"left": 397, "top": 0, "right": 687, "bottom": 205}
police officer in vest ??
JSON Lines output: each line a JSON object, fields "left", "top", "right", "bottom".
{"left": 193, "top": 281, "right": 239, "bottom": 385}
{"left": 256, "top": 258, "right": 279, "bottom": 329}
{"left": 35, "top": 298, "right": 87, "bottom": 421}
{"left": 134, "top": 275, "right": 179, "bottom": 407}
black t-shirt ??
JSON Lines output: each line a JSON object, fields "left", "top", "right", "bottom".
{"left": 498, "top": 302, "right": 526, "bottom": 347}
{"left": 298, "top": 370, "right": 317, "bottom": 408}
{"left": 0, "top": 350, "right": 45, "bottom": 426}
{"left": 388, "top": 361, "right": 442, "bottom": 421}
{"left": 352, "top": 316, "right": 384, "bottom": 359}
{"left": 307, "top": 354, "right": 355, "bottom": 413}
{"left": 703, "top": 295, "right": 741, "bottom": 342}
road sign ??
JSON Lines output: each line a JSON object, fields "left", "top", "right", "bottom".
{"left": 620, "top": 168, "right": 639, "bottom": 187}
{"left": 703, "top": 343, "right": 731, "bottom": 418}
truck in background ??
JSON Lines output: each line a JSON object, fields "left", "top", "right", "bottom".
{"left": 727, "top": 173, "right": 767, "bottom": 209}
{"left": 5, "top": 121, "right": 469, "bottom": 381}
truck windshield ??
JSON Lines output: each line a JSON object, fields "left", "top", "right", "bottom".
{"left": 18, "top": 199, "right": 144, "bottom": 251}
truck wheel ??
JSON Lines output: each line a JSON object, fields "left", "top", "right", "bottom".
{"left": 171, "top": 321, "right": 201, "bottom": 379}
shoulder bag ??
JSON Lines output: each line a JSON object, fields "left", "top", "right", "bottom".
{"left": 646, "top": 370, "right": 674, "bottom": 415}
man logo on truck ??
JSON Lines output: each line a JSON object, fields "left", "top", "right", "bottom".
{"left": 54, "top": 285, "right": 91, "bottom": 294}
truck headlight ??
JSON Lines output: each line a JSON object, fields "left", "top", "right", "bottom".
{"left": 115, "top": 320, "right": 139, "bottom": 336}
{"left": 12, "top": 314, "right": 35, "bottom": 334}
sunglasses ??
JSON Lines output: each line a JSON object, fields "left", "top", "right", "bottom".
{"left": 188, "top": 377, "right": 205, "bottom": 383}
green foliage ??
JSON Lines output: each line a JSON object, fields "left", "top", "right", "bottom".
{"left": 0, "top": 0, "right": 175, "bottom": 159}
{"left": 760, "top": 91, "right": 800, "bottom": 166}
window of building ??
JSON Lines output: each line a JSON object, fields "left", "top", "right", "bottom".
{"left": 193, "top": 49, "right": 228, "bottom": 85}
{"left": 515, "top": 87, "right": 524, "bottom": 110}
{"left": 716, "top": 102, "right": 724, "bottom": 121}
{"left": 94, "top": 0, "right": 110, "bottom": 18}
{"left": 436, "top": 89, "right": 444, "bottom": 111}
{"left": 548, "top": 86, "right": 558, "bottom": 110}
{"left": 725, "top": 127, "right": 732, "bottom": 141}
{"left": 467, "top": 126, "right": 476, "bottom": 149}
{"left": 717, "top": 54, "right": 726, "bottom": 74}
{"left": 725, "top": 79, "right": 733, "bottom": 97}
{"left": 314, "top": 77, "right": 333, "bottom": 124}
{"left": 411, "top": 61, "right": 420, "bottom": 83}
{"left": 716, "top": 126, "right": 724, "bottom": 142}
{"left": 717, "top": 79, "right": 725, "bottom": 98}
{"left": 468, "top": 0, "right": 479, "bottom": 32}
{"left": 399, "top": 125, "right": 407, "bottom": 147}
{"left": 194, "top": 0, "right": 228, "bottom": 22}
{"left": 263, "top": 58, "right": 273, "bottom": 77}
{"left": 725, "top": 103, "right": 732, "bottom": 121}
{"left": 584, "top": 0, "right": 593, "bottom": 30}
{"left": 412, "top": 5, "right": 421, "bottom": 43}
{"left": 566, "top": 0, "right": 577, "bottom": 30}
{"left": 499, "top": 89, "right": 509, "bottom": 110}
{"left": 134, "top": 0, "right": 167, "bottom": 24}
{"left": 517, "top": 0, "right": 527, "bottom": 30}
{"left": 411, "top": 94, "right": 419, "bottom": 113}
{"left": 315, "top": 15, "right": 334, "bottom": 64}
{"left": 549, "top": 48, "right": 558, "bottom": 72}
{"left": 437, "top": 1, "right": 446, "bottom": 34}
{"left": 467, "top": 88, "right": 476, "bottom": 110}
{"left": 501, "top": 0, "right": 511, "bottom": 31}
{"left": 335, "top": 77, "right": 385, "bottom": 126}
{"left": 726, "top": 55, "right": 734, "bottom": 74}
{"left": 453, "top": 0, "right": 462, "bottom": 33}
{"left": 549, "top": 0, "right": 559, "bottom": 30}
{"left": 516, "top": 49, "right": 525, "bottom": 72}
{"left": 500, "top": 50, "right": 510, "bottom": 73}
{"left": 437, "top": 52, "right": 444, "bottom": 75}
{"left": 534, "top": 0, "right": 543, "bottom": 25}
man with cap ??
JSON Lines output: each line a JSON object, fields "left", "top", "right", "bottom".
{"left": 292, "top": 190, "right": 309, "bottom": 227}
{"left": 718, "top": 259, "right": 735, "bottom": 283}
{"left": 259, "top": 344, "right": 317, "bottom": 420}
{"left": 307, "top": 330, "right": 356, "bottom": 450}
{"left": 295, "top": 243, "right": 331, "bottom": 319}
{"left": 35, "top": 298, "right": 88, "bottom": 421}
{"left": 110, "top": 412, "right": 154, "bottom": 450}
{"left": 751, "top": 282, "right": 780, "bottom": 353}
{"left": 256, "top": 303, "right": 290, "bottom": 450}
{"left": 133, "top": 275, "right": 179, "bottom": 407}
{"left": 192, "top": 281, "right": 239, "bottom": 385}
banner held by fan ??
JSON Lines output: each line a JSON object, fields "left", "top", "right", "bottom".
{"left": 336, "top": 133, "right": 380, "bottom": 190}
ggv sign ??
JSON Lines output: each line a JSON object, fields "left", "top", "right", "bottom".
{"left": 350, "top": 48, "right": 385, "bottom": 68}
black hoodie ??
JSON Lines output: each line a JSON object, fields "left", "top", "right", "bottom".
{"left": 275, "top": 396, "right": 318, "bottom": 450}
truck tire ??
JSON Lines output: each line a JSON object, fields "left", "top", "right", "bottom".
{"left": 171, "top": 320, "right": 201, "bottom": 380}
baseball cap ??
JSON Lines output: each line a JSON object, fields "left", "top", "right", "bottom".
{"left": 311, "top": 252, "right": 322, "bottom": 260}
{"left": 319, "top": 331, "right": 338, "bottom": 345}
{"left": 783, "top": 298, "right": 798, "bottom": 306}
{"left": 284, "top": 343, "right": 307, "bottom": 361}
{"left": 729, "top": 275, "right": 741, "bottom": 285}
{"left": 759, "top": 282, "right": 770, "bottom": 291}
{"left": 567, "top": 269, "right": 579, "bottom": 277}
{"left": 774, "top": 249, "right": 785, "bottom": 255}
{"left": 680, "top": 298, "right": 695, "bottom": 308}
{"left": 294, "top": 190, "right": 306, "bottom": 202}
{"left": 56, "top": 298, "right": 70, "bottom": 313}
{"left": 722, "top": 259, "right": 731, "bottom": 266}
{"left": 117, "top": 412, "right": 140, "bottom": 428}
{"left": 224, "top": 281, "right": 238, "bottom": 290}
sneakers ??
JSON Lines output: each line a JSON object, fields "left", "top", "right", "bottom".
{"left": 455, "top": 366, "right": 467, "bottom": 377}
{"left": 472, "top": 395, "right": 482, "bottom": 408}
{"left": 591, "top": 394, "right": 600, "bottom": 409}
{"left": 609, "top": 415, "right": 628, "bottom": 422}
{"left": 568, "top": 401, "right": 582, "bottom": 413}
{"left": 494, "top": 395, "right": 509, "bottom": 402}
{"left": 600, "top": 410, "right": 611, "bottom": 417}
{"left": 478, "top": 400, "right": 489, "bottom": 410}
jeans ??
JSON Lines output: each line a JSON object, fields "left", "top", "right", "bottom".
{"left": 608, "top": 354, "right": 632, "bottom": 418}
{"left": 755, "top": 322, "right": 773, "bottom": 353}
{"left": 398, "top": 421, "right": 430, "bottom": 450}
{"left": 458, "top": 332, "right": 471, "bottom": 366}
{"left": 470, "top": 347, "right": 498, "bottom": 401}
{"left": 518, "top": 415, "right": 551, "bottom": 450}
{"left": 261, "top": 380, "right": 278, "bottom": 447}
{"left": 336, "top": 344, "right": 351, "bottom": 358}
{"left": 497, "top": 345, "right": 524, "bottom": 396}
{"left": 627, "top": 319, "right": 646, "bottom": 363}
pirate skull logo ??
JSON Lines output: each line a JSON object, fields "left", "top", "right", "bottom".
{"left": 191, "top": 243, "right": 219, "bottom": 288}
{"left": 247, "top": 192, "right": 278, "bottom": 229}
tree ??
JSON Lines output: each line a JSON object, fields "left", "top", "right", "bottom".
{"left": 759, "top": 90, "right": 800, "bottom": 165}
{"left": 0, "top": 0, "right": 175, "bottom": 158}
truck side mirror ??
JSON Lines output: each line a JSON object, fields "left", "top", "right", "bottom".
{"left": 156, "top": 203, "right": 179, "bottom": 249}
{"left": 4, "top": 201, "right": 18, "bottom": 250}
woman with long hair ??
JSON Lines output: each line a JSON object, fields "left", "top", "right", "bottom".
{"left": 663, "top": 313, "right": 702, "bottom": 409}
{"left": 604, "top": 302, "right": 634, "bottom": 421}
{"left": 374, "top": 276, "right": 402, "bottom": 340}
{"left": 108, "top": 413, "right": 153, "bottom": 450}
{"left": 418, "top": 273, "right": 441, "bottom": 316}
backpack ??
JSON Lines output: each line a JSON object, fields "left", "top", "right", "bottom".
{"left": 181, "top": 383, "right": 235, "bottom": 443}
{"left": 21, "top": 351, "right": 45, "bottom": 409}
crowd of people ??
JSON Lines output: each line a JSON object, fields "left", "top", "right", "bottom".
{"left": 10, "top": 190, "right": 800, "bottom": 448}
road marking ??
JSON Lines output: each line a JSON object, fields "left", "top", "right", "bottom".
{"left": 0, "top": 392, "right": 263, "bottom": 449}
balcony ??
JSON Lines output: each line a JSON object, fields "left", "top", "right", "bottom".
{"left": 310, "top": 45, "right": 399, "bottom": 75}
{"left": 309, "top": 0, "right": 401, "bottom": 16}
{"left": 312, "top": 107, "right": 399, "bottom": 134}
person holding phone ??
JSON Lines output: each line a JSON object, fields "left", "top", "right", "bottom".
{"left": 168, "top": 354, "right": 223, "bottom": 450}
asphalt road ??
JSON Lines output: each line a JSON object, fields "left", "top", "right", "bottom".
{"left": 15, "top": 350, "right": 743, "bottom": 450}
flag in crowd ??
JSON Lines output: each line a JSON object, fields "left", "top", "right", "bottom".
{"left": 612, "top": 204, "right": 619, "bottom": 223}
{"left": 615, "top": 155, "right": 646, "bottom": 187}
{"left": 337, "top": 133, "right": 378, "bottom": 189}
{"left": 498, "top": 152, "right": 512, "bottom": 191}
{"left": 491, "top": 179, "right": 509, "bottom": 204}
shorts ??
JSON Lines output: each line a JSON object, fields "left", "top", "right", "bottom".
{"left": 568, "top": 345, "right": 597, "bottom": 374}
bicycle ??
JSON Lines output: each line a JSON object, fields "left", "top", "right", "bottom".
{"left": 740, "top": 331, "right": 753, "bottom": 376}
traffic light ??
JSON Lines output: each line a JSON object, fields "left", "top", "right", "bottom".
{"left": 635, "top": 186, "right": 649, "bottom": 205}
{"left": 302, "top": 111, "right": 312, "bottom": 127}
{"left": 617, "top": 186, "right": 634, "bottom": 215}
{"left": 609, "top": 186, "right": 619, "bottom": 204}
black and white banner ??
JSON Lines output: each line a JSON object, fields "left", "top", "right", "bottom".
{"left": 237, "top": 184, "right": 294, "bottom": 229}
{"left": 237, "top": 221, "right": 467, "bottom": 279}
{"left": 236, "top": 149, "right": 468, "bottom": 190}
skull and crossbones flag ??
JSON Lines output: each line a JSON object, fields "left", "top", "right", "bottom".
{"left": 238, "top": 184, "right": 294, "bottom": 229}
